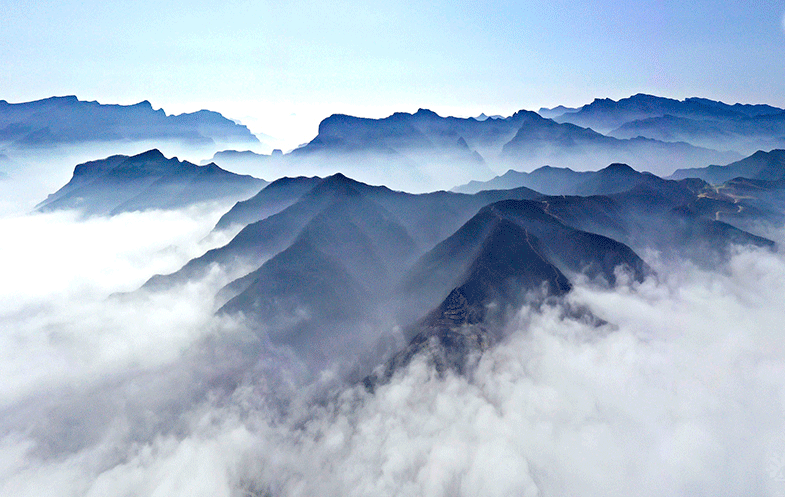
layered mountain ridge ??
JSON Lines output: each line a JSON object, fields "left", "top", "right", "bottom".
{"left": 36, "top": 149, "right": 266, "bottom": 216}
{"left": 0, "top": 96, "right": 258, "bottom": 148}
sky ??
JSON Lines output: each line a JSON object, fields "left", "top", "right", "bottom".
{"left": 2, "top": 0, "right": 785, "bottom": 147}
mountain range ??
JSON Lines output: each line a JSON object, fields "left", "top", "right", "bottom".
{"left": 0, "top": 96, "right": 259, "bottom": 150}
{"left": 130, "top": 160, "right": 775, "bottom": 382}
{"left": 276, "top": 107, "right": 737, "bottom": 189}
{"left": 26, "top": 93, "right": 785, "bottom": 384}
{"left": 36, "top": 149, "right": 266, "bottom": 216}
{"left": 547, "top": 93, "right": 785, "bottom": 155}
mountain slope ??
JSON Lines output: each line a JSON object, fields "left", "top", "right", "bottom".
{"left": 670, "top": 149, "right": 785, "bottom": 184}
{"left": 454, "top": 162, "right": 660, "bottom": 196}
{"left": 368, "top": 200, "right": 647, "bottom": 385}
{"left": 0, "top": 96, "right": 258, "bottom": 148}
{"left": 36, "top": 149, "right": 266, "bottom": 216}
{"left": 555, "top": 93, "right": 783, "bottom": 133}
{"left": 501, "top": 111, "right": 739, "bottom": 176}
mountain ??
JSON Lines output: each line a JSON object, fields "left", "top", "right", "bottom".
{"left": 137, "top": 168, "right": 774, "bottom": 381}
{"left": 36, "top": 149, "right": 266, "bottom": 216}
{"left": 278, "top": 107, "right": 738, "bottom": 189}
{"left": 286, "top": 108, "right": 510, "bottom": 191}
{"left": 0, "top": 96, "right": 259, "bottom": 149}
{"left": 555, "top": 93, "right": 783, "bottom": 134}
{"left": 608, "top": 113, "right": 785, "bottom": 155}
{"left": 670, "top": 149, "right": 785, "bottom": 184}
{"left": 500, "top": 111, "right": 740, "bottom": 176}
{"left": 454, "top": 163, "right": 660, "bottom": 195}
{"left": 145, "top": 174, "right": 544, "bottom": 290}
{"left": 213, "top": 176, "right": 323, "bottom": 231}
{"left": 367, "top": 198, "right": 647, "bottom": 385}
{"left": 201, "top": 149, "right": 285, "bottom": 177}
{"left": 538, "top": 105, "right": 579, "bottom": 119}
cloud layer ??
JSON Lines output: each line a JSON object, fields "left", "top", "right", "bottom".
{"left": 1, "top": 208, "right": 784, "bottom": 497}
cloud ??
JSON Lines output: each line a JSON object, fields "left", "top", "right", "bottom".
{"left": 1, "top": 206, "right": 784, "bottom": 496}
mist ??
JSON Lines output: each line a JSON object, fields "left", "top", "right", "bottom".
{"left": 1, "top": 196, "right": 783, "bottom": 496}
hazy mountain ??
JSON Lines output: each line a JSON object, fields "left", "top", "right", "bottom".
{"left": 287, "top": 108, "right": 510, "bottom": 190}
{"left": 213, "top": 175, "right": 323, "bottom": 231}
{"left": 473, "top": 113, "right": 505, "bottom": 121}
{"left": 0, "top": 153, "right": 12, "bottom": 178}
{"left": 555, "top": 93, "right": 783, "bottom": 133}
{"left": 537, "top": 105, "right": 579, "bottom": 119}
{"left": 146, "top": 174, "right": 543, "bottom": 290}
{"left": 281, "top": 106, "right": 737, "bottom": 187}
{"left": 500, "top": 111, "right": 740, "bottom": 175}
{"left": 201, "top": 149, "right": 285, "bottom": 177}
{"left": 670, "top": 149, "right": 785, "bottom": 184}
{"left": 608, "top": 113, "right": 785, "bottom": 155}
{"left": 458, "top": 165, "right": 774, "bottom": 264}
{"left": 368, "top": 198, "right": 647, "bottom": 384}
{"left": 454, "top": 163, "right": 660, "bottom": 195}
{"left": 36, "top": 149, "right": 266, "bottom": 216}
{"left": 138, "top": 164, "right": 774, "bottom": 381}
{"left": 0, "top": 96, "right": 259, "bottom": 149}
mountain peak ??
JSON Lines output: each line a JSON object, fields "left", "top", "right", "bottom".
{"left": 131, "top": 148, "right": 166, "bottom": 160}
{"left": 601, "top": 163, "right": 637, "bottom": 174}
{"left": 306, "top": 172, "right": 365, "bottom": 198}
{"left": 414, "top": 108, "right": 440, "bottom": 118}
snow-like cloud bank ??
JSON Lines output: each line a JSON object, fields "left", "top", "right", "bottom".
{"left": 1, "top": 208, "right": 784, "bottom": 496}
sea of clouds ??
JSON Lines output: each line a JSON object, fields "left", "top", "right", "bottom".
{"left": 1, "top": 204, "right": 784, "bottom": 497}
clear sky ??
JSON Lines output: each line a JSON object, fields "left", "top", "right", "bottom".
{"left": 2, "top": 0, "right": 785, "bottom": 148}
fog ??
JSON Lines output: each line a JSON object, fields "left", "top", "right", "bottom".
{"left": 1, "top": 204, "right": 784, "bottom": 496}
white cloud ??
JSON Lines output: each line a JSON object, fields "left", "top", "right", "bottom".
{"left": 1, "top": 206, "right": 784, "bottom": 496}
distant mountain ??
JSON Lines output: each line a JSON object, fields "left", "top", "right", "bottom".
{"left": 454, "top": 163, "right": 659, "bottom": 195}
{"left": 474, "top": 113, "right": 505, "bottom": 121}
{"left": 608, "top": 113, "right": 785, "bottom": 155}
{"left": 367, "top": 198, "right": 647, "bottom": 384}
{"left": 538, "top": 105, "right": 579, "bottom": 119}
{"left": 555, "top": 93, "right": 783, "bottom": 134}
{"left": 0, "top": 96, "right": 259, "bottom": 149}
{"left": 500, "top": 111, "right": 740, "bottom": 176}
{"left": 688, "top": 176, "right": 785, "bottom": 230}
{"left": 213, "top": 175, "right": 323, "bottom": 230}
{"left": 201, "top": 149, "right": 285, "bottom": 177}
{"left": 282, "top": 107, "right": 737, "bottom": 189}
{"left": 287, "top": 108, "right": 507, "bottom": 190}
{"left": 670, "top": 149, "right": 785, "bottom": 184}
{"left": 36, "top": 149, "right": 266, "bottom": 216}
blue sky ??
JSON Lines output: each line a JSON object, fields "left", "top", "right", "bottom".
{"left": 2, "top": 0, "right": 785, "bottom": 146}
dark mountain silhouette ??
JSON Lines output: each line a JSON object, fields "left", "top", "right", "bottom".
{"left": 200, "top": 149, "right": 286, "bottom": 178}
{"left": 213, "top": 176, "right": 323, "bottom": 230}
{"left": 215, "top": 188, "right": 420, "bottom": 368}
{"left": 397, "top": 198, "right": 646, "bottom": 322}
{"left": 0, "top": 96, "right": 258, "bottom": 149}
{"left": 670, "top": 149, "right": 785, "bottom": 184}
{"left": 609, "top": 113, "right": 785, "bottom": 155}
{"left": 501, "top": 111, "right": 739, "bottom": 175}
{"left": 128, "top": 161, "right": 775, "bottom": 383}
{"left": 367, "top": 199, "right": 647, "bottom": 385}
{"left": 555, "top": 93, "right": 783, "bottom": 133}
{"left": 454, "top": 162, "right": 660, "bottom": 196}
{"left": 36, "top": 149, "right": 266, "bottom": 216}
{"left": 538, "top": 105, "right": 579, "bottom": 119}
{"left": 144, "top": 174, "right": 544, "bottom": 291}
